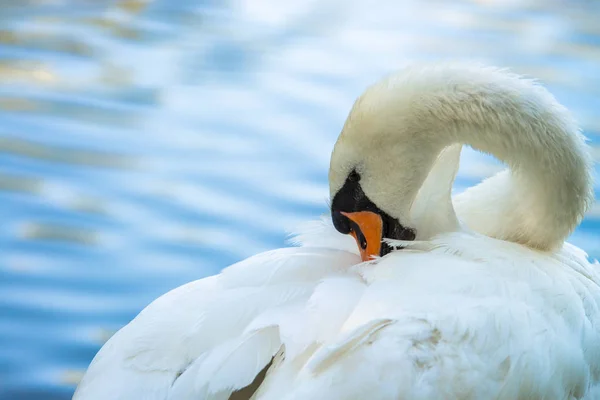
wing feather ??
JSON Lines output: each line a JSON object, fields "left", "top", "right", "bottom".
{"left": 74, "top": 246, "right": 357, "bottom": 400}
{"left": 168, "top": 326, "right": 282, "bottom": 399}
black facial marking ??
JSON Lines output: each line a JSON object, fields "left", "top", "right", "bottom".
{"left": 347, "top": 169, "right": 360, "bottom": 183}
{"left": 331, "top": 169, "right": 416, "bottom": 257}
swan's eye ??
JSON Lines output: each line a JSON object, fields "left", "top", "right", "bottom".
{"left": 356, "top": 229, "right": 367, "bottom": 250}
{"left": 348, "top": 170, "right": 360, "bottom": 182}
{"left": 346, "top": 218, "right": 368, "bottom": 250}
{"left": 359, "top": 236, "right": 367, "bottom": 250}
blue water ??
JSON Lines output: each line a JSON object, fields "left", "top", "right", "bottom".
{"left": 1, "top": 0, "right": 599, "bottom": 398}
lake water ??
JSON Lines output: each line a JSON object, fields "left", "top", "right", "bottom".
{"left": 1, "top": 0, "right": 599, "bottom": 398}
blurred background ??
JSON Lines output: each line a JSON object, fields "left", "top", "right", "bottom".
{"left": 1, "top": 0, "right": 599, "bottom": 398}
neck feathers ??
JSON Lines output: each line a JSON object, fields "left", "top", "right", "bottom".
{"left": 371, "top": 64, "right": 594, "bottom": 249}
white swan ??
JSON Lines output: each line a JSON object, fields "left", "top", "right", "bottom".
{"left": 74, "top": 64, "right": 600, "bottom": 400}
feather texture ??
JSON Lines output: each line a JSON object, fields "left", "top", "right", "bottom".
{"left": 75, "top": 225, "right": 600, "bottom": 400}
{"left": 168, "top": 326, "right": 282, "bottom": 399}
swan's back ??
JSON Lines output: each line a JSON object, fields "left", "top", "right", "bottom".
{"left": 251, "top": 233, "right": 600, "bottom": 399}
{"left": 75, "top": 222, "right": 600, "bottom": 400}
{"left": 73, "top": 245, "right": 361, "bottom": 400}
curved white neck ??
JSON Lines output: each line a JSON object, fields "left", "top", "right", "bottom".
{"left": 362, "top": 65, "right": 594, "bottom": 250}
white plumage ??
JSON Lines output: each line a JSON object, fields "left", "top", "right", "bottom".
{"left": 74, "top": 64, "right": 600, "bottom": 400}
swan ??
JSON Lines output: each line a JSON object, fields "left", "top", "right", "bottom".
{"left": 74, "top": 64, "right": 600, "bottom": 400}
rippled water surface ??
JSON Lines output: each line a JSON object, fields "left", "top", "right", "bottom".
{"left": 1, "top": 0, "right": 599, "bottom": 398}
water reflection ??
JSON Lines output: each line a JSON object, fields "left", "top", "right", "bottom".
{"left": 1, "top": 0, "right": 599, "bottom": 399}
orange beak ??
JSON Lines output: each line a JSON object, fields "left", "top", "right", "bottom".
{"left": 341, "top": 211, "right": 383, "bottom": 262}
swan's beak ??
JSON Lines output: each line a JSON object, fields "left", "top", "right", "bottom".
{"left": 340, "top": 211, "right": 383, "bottom": 262}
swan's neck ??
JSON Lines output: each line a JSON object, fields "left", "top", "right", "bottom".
{"left": 360, "top": 65, "right": 594, "bottom": 250}
{"left": 410, "top": 145, "right": 462, "bottom": 241}
{"left": 453, "top": 139, "right": 591, "bottom": 250}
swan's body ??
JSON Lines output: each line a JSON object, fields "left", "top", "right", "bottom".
{"left": 75, "top": 64, "right": 600, "bottom": 400}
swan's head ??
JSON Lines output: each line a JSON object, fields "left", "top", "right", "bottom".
{"left": 329, "top": 69, "right": 460, "bottom": 261}
{"left": 329, "top": 63, "right": 593, "bottom": 257}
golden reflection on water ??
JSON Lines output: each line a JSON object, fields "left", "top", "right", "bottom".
{"left": 0, "top": 136, "right": 135, "bottom": 168}
{"left": 0, "top": 96, "right": 39, "bottom": 111}
{"left": 18, "top": 222, "right": 100, "bottom": 246}
{"left": 0, "top": 172, "right": 42, "bottom": 194}
{"left": 0, "top": 29, "right": 95, "bottom": 57}
{"left": 0, "top": 0, "right": 152, "bottom": 92}
{"left": 0, "top": 61, "right": 58, "bottom": 85}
